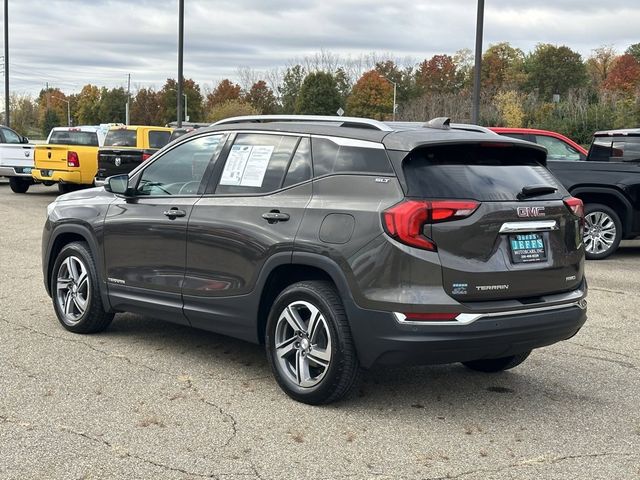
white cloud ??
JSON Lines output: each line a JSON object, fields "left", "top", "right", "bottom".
{"left": 3, "top": 0, "right": 639, "bottom": 95}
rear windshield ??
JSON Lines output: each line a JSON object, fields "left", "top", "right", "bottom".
{"left": 149, "top": 130, "right": 171, "bottom": 149}
{"left": 49, "top": 130, "right": 98, "bottom": 146}
{"left": 589, "top": 136, "right": 640, "bottom": 162}
{"left": 403, "top": 144, "right": 564, "bottom": 201}
{"left": 105, "top": 129, "right": 137, "bottom": 147}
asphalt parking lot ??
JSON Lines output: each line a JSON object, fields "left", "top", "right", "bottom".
{"left": 1, "top": 181, "right": 639, "bottom": 480}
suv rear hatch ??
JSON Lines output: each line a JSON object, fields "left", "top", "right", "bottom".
{"left": 397, "top": 142, "right": 584, "bottom": 302}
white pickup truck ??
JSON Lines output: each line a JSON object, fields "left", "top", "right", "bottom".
{"left": 0, "top": 125, "right": 35, "bottom": 193}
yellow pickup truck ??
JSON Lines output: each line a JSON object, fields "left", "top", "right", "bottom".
{"left": 95, "top": 125, "right": 172, "bottom": 184}
{"left": 32, "top": 125, "right": 111, "bottom": 193}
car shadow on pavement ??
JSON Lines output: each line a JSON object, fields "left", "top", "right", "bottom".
{"left": 96, "top": 313, "right": 599, "bottom": 415}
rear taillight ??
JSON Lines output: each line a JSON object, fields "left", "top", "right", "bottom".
{"left": 564, "top": 197, "right": 584, "bottom": 218}
{"left": 382, "top": 200, "right": 480, "bottom": 251}
{"left": 67, "top": 151, "right": 79, "bottom": 168}
{"left": 142, "top": 152, "right": 152, "bottom": 161}
{"left": 402, "top": 312, "right": 459, "bottom": 322}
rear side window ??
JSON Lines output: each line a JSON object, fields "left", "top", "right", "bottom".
{"left": 403, "top": 144, "right": 564, "bottom": 201}
{"left": 105, "top": 129, "right": 137, "bottom": 147}
{"left": 311, "top": 137, "right": 393, "bottom": 177}
{"left": 283, "top": 138, "right": 312, "bottom": 187}
{"left": 216, "top": 133, "right": 299, "bottom": 195}
{"left": 1, "top": 127, "right": 22, "bottom": 144}
{"left": 49, "top": 130, "right": 99, "bottom": 146}
{"left": 534, "top": 135, "right": 581, "bottom": 161}
{"left": 149, "top": 130, "right": 171, "bottom": 149}
{"left": 589, "top": 136, "right": 640, "bottom": 162}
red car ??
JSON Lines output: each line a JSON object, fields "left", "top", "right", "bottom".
{"left": 489, "top": 127, "right": 587, "bottom": 161}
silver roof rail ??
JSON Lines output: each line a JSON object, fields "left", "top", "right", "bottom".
{"left": 211, "top": 115, "right": 394, "bottom": 132}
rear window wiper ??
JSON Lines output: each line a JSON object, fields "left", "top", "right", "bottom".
{"left": 517, "top": 184, "right": 557, "bottom": 200}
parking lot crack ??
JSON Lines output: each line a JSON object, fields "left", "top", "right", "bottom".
{"left": 568, "top": 341, "right": 640, "bottom": 362}
{"left": 550, "top": 349, "right": 638, "bottom": 370}
{"left": 427, "top": 451, "right": 637, "bottom": 479}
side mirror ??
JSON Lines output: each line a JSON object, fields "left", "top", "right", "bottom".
{"left": 21, "top": 136, "right": 29, "bottom": 144}
{"left": 104, "top": 174, "right": 132, "bottom": 196}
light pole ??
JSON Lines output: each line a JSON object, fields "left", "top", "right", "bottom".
{"left": 471, "top": 0, "right": 485, "bottom": 124}
{"left": 380, "top": 75, "right": 397, "bottom": 121}
{"left": 53, "top": 95, "right": 71, "bottom": 126}
{"left": 177, "top": 0, "right": 184, "bottom": 128}
{"left": 4, "top": 0, "right": 9, "bottom": 127}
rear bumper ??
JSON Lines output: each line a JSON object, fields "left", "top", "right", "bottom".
{"left": 32, "top": 168, "right": 83, "bottom": 184}
{"left": 348, "top": 298, "right": 587, "bottom": 369}
{"left": 0, "top": 166, "right": 32, "bottom": 177}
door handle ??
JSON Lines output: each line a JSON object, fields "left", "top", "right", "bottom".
{"left": 163, "top": 208, "right": 186, "bottom": 218}
{"left": 262, "top": 211, "right": 290, "bottom": 223}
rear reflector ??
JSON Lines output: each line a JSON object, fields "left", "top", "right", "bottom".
{"left": 401, "top": 312, "right": 459, "bottom": 322}
{"left": 383, "top": 199, "right": 479, "bottom": 251}
{"left": 67, "top": 151, "right": 80, "bottom": 168}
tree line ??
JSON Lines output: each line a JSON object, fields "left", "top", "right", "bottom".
{"left": 7, "top": 42, "right": 640, "bottom": 144}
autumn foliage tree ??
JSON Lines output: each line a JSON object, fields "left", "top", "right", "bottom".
{"left": 206, "top": 79, "right": 241, "bottom": 110}
{"left": 245, "top": 80, "right": 278, "bottom": 114}
{"left": 416, "top": 54, "right": 460, "bottom": 94}
{"left": 603, "top": 54, "right": 640, "bottom": 94}
{"left": 346, "top": 70, "right": 393, "bottom": 120}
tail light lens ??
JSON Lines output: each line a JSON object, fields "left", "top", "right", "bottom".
{"left": 67, "top": 151, "right": 80, "bottom": 168}
{"left": 142, "top": 152, "right": 152, "bottom": 161}
{"left": 564, "top": 197, "right": 584, "bottom": 218}
{"left": 383, "top": 200, "right": 480, "bottom": 251}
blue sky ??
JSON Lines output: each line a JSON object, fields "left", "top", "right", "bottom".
{"left": 3, "top": 0, "right": 639, "bottom": 96}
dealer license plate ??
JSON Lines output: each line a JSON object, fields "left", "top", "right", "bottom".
{"left": 509, "top": 233, "right": 547, "bottom": 263}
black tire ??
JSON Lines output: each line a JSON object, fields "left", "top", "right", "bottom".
{"left": 9, "top": 177, "right": 30, "bottom": 193}
{"left": 58, "top": 183, "right": 75, "bottom": 194}
{"left": 265, "top": 280, "right": 360, "bottom": 405}
{"left": 462, "top": 351, "right": 531, "bottom": 373}
{"left": 583, "top": 203, "right": 622, "bottom": 260}
{"left": 50, "top": 241, "right": 114, "bottom": 333}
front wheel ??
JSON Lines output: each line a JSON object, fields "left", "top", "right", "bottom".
{"left": 462, "top": 351, "right": 531, "bottom": 373}
{"left": 265, "top": 281, "right": 360, "bottom": 405}
{"left": 583, "top": 203, "right": 622, "bottom": 260}
{"left": 51, "top": 241, "right": 114, "bottom": 333}
{"left": 9, "top": 177, "right": 30, "bottom": 193}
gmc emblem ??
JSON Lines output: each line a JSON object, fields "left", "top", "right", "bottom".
{"left": 517, "top": 206, "right": 546, "bottom": 217}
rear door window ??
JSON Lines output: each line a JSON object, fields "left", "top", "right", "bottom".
{"left": 612, "top": 137, "right": 640, "bottom": 161}
{"left": 283, "top": 137, "right": 312, "bottom": 187}
{"left": 216, "top": 133, "right": 299, "bottom": 195}
{"left": 105, "top": 129, "right": 137, "bottom": 147}
{"left": 311, "top": 137, "right": 393, "bottom": 177}
{"left": 534, "top": 135, "right": 581, "bottom": 161}
{"left": 403, "top": 144, "right": 565, "bottom": 201}
{"left": 49, "top": 130, "right": 99, "bottom": 146}
{"left": 149, "top": 130, "right": 171, "bottom": 149}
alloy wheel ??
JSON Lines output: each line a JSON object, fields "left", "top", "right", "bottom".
{"left": 274, "top": 300, "right": 332, "bottom": 388}
{"left": 55, "top": 256, "right": 90, "bottom": 325}
{"left": 584, "top": 211, "right": 616, "bottom": 255}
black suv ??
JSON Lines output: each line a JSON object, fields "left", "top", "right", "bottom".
{"left": 42, "top": 115, "right": 587, "bottom": 404}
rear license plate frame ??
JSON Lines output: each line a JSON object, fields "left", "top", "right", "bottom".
{"left": 509, "top": 233, "right": 547, "bottom": 264}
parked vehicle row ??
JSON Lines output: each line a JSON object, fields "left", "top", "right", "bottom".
{"left": 42, "top": 115, "right": 588, "bottom": 404}
{"left": 1, "top": 124, "right": 173, "bottom": 193}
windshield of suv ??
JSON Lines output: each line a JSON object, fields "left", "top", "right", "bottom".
{"left": 105, "top": 129, "right": 137, "bottom": 147}
{"left": 403, "top": 144, "right": 564, "bottom": 201}
{"left": 49, "top": 131, "right": 99, "bottom": 146}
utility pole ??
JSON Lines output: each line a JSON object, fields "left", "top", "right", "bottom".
{"left": 380, "top": 75, "right": 397, "bottom": 121}
{"left": 125, "top": 73, "right": 131, "bottom": 125}
{"left": 177, "top": 0, "right": 184, "bottom": 128}
{"left": 471, "top": 0, "right": 484, "bottom": 124}
{"left": 4, "top": 0, "right": 9, "bottom": 127}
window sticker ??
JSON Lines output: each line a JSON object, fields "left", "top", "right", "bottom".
{"left": 220, "top": 145, "right": 252, "bottom": 186}
{"left": 240, "top": 145, "right": 274, "bottom": 187}
{"left": 219, "top": 144, "right": 274, "bottom": 187}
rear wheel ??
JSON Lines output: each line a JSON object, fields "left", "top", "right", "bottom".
{"left": 9, "top": 177, "right": 30, "bottom": 193}
{"left": 462, "top": 351, "right": 531, "bottom": 373}
{"left": 265, "top": 281, "right": 359, "bottom": 405}
{"left": 51, "top": 241, "right": 114, "bottom": 333}
{"left": 583, "top": 203, "right": 622, "bottom": 260}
